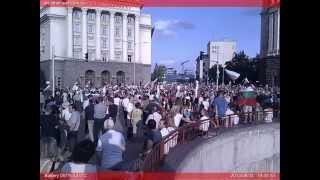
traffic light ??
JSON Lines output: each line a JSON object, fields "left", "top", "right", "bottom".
{"left": 57, "top": 77, "right": 61, "bottom": 89}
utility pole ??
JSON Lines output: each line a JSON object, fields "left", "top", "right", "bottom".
{"left": 52, "top": 46, "right": 55, "bottom": 97}
{"left": 216, "top": 46, "right": 219, "bottom": 91}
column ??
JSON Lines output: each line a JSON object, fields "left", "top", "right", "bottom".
{"left": 96, "top": 9, "right": 101, "bottom": 60}
{"left": 109, "top": 11, "right": 115, "bottom": 61}
{"left": 67, "top": 7, "right": 73, "bottom": 58}
{"left": 134, "top": 14, "right": 140, "bottom": 63}
{"left": 122, "top": 13, "right": 128, "bottom": 62}
{"left": 277, "top": 9, "right": 280, "bottom": 54}
{"left": 82, "top": 8, "right": 88, "bottom": 59}
{"left": 268, "top": 11, "right": 273, "bottom": 55}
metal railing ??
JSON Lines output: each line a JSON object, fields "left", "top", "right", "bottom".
{"left": 134, "top": 109, "right": 280, "bottom": 171}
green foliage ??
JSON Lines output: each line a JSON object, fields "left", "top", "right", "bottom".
{"left": 208, "top": 51, "right": 259, "bottom": 84}
{"left": 151, "top": 64, "right": 166, "bottom": 82}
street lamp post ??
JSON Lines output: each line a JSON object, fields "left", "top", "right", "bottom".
{"left": 216, "top": 61, "right": 219, "bottom": 91}
{"left": 52, "top": 46, "right": 55, "bottom": 97}
{"left": 133, "top": 55, "right": 136, "bottom": 85}
{"left": 222, "top": 64, "right": 226, "bottom": 86}
{"left": 216, "top": 46, "right": 220, "bottom": 91}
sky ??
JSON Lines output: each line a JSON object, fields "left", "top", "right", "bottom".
{"left": 142, "top": 7, "right": 262, "bottom": 72}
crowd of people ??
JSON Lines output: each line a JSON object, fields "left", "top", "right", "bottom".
{"left": 40, "top": 81, "right": 280, "bottom": 173}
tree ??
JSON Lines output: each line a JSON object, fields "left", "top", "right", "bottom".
{"left": 209, "top": 51, "right": 259, "bottom": 84}
{"left": 208, "top": 64, "right": 224, "bottom": 84}
{"left": 151, "top": 64, "right": 166, "bottom": 82}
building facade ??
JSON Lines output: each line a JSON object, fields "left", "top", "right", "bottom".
{"left": 40, "top": 6, "right": 152, "bottom": 88}
{"left": 259, "top": 7, "right": 280, "bottom": 87}
{"left": 195, "top": 51, "right": 209, "bottom": 81}
{"left": 165, "top": 67, "right": 178, "bottom": 82}
{"left": 196, "top": 40, "right": 236, "bottom": 83}
{"left": 207, "top": 40, "right": 236, "bottom": 68}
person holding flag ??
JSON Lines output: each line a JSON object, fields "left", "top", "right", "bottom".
{"left": 238, "top": 84, "right": 257, "bottom": 124}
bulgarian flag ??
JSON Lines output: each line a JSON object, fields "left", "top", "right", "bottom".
{"left": 238, "top": 90, "right": 257, "bottom": 106}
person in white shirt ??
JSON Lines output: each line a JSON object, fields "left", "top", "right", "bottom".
{"left": 202, "top": 98, "right": 210, "bottom": 111}
{"left": 61, "top": 102, "right": 72, "bottom": 126}
{"left": 199, "top": 96, "right": 204, "bottom": 105}
{"left": 72, "top": 82, "right": 79, "bottom": 92}
{"left": 167, "top": 116, "right": 178, "bottom": 149}
{"left": 173, "top": 111, "right": 183, "bottom": 128}
{"left": 145, "top": 107, "right": 162, "bottom": 129}
{"left": 224, "top": 108, "right": 238, "bottom": 128}
{"left": 225, "top": 93, "right": 231, "bottom": 105}
{"left": 62, "top": 91, "right": 68, "bottom": 103}
{"left": 67, "top": 105, "right": 81, "bottom": 151}
{"left": 61, "top": 139, "right": 97, "bottom": 175}
{"left": 102, "top": 85, "right": 107, "bottom": 96}
{"left": 122, "top": 96, "right": 130, "bottom": 111}
{"left": 199, "top": 109, "right": 210, "bottom": 132}
{"left": 82, "top": 95, "right": 91, "bottom": 110}
{"left": 159, "top": 120, "right": 170, "bottom": 154}
{"left": 264, "top": 107, "right": 273, "bottom": 123}
{"left": 126, "top": 97, "right": 134, "bottom": 121}
{"left": 113, "top": 95, "right": 120, "bottom": 106}
{"left": 96, "top": 119, "right": 126, "bottom": 171}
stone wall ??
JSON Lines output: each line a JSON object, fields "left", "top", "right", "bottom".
{"left": 40, "top": 60, "right": 151, "bottom": 88}
{"left": 172, "top": 123, "right": 280, "bottom": 172}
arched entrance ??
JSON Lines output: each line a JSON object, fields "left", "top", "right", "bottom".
{"left": 85, "top": 70, "right": 95, "bottom": 87}
{"left": 101, "top": 70, "right": 111, "bottom": 86}
{"left": 116, "top": 71, "right": 125, "bottom": 85}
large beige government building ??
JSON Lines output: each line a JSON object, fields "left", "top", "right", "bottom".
{"left": 40, "top": 5, "right": 153, "bottom": 88}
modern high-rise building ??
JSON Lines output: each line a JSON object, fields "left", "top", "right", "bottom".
{"left": 195, "top": 51, "right": 209, "bottom": 81}
{"left": 259, "top": 7, "right": 280, "bottom": 87}
{"left": 165, "top": 67, "right": 178, "bottom": 82}
{"left": 196, "top": 40, "right": 236, "bottom": 82}
{"left": 40, "top": 5, "right": 153, "bottom": 88}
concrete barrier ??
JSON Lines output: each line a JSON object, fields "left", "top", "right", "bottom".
{"left": 168, "top": 123, "right": 280, "bottom": 172}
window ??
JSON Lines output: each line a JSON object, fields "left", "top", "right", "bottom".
{"left": 73, "top": 35, "right": 81, "bottom": 46}
{"left": 88, "top": 24, "right": 95, "bottom": 33}
{"left": 101, "top": 14, "right": 107, "bottom": 23}
{"left": 88, "top": 36, "right": 94, "bottom": 41}
{"left": 128, "top": 29, "right": 132, "bottom": 37}
{"left": 88, "top": 35, "right": 95, "bottom": 47}
{"left": 115, "top": 39, "right": 121, "bottom": 48}
{"left": 128, "top": 17, "right": 134, "bottom": 24}
{"left": 115, "top": 51, "right": 122, "bottom": 60}
{"left": 101, "top": 38, "right": 107, "bottom": 48}
{"left": 115, "top": 27, "right": 120, "bottom": 37}
{"left": 88, "top": 13, "right": 95, "bottom": 21}
{"left": 73, "top": 11, "right": 81, "bottom": 20}
{"left": 101, "top": 50, "right": 108, "bottom": 61}
{"left": 128, "top": 55, "right": 132, "bottom": 62}
{"left": 88, "top": 49, "right": 96, "bottom": 60}
{"left": 102, "top": 26, "right": 108, "bottom": 35}
{"left": 73, "top": 48, "right": 82, "bottom": 59}
{"left": 115, "top": 16, "right": 121, "bottom": 23}
{"left": 128, "top": 41, "right": 132, "bottom": 49}
{"left": 73, "top": 23, "right": 80, "bottom": 33}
